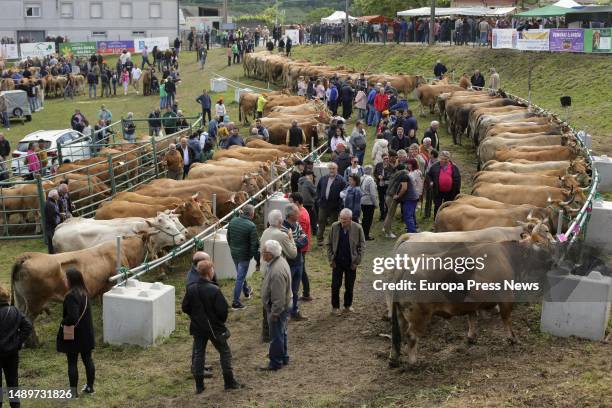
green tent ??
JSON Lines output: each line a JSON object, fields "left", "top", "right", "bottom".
{"left": 516, "top": 5, "right": 571, "bottom": 17}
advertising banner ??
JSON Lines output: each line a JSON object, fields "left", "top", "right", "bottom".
{"left": 285, "top": 29, "right": 300, "bottom": 45}
{"left": 549, "top": 29, "right": 584, "bottom": 52}
{"left": 20, "top": 42, "right": 55, "bottom": 58}
{"left": 134, "top": 37, "right": 170, "bottom": 53}
{"left": 96, "top": 40, "right": 134, "bottom": 55}
{"left": 492, "top": 29, "right": 515, "bottom": 49}
{"left": 59, "top": 41, "right": 97, "bottom": 58}
{"left": 0, "top": 44, "right": 19, "bottom": 59}
{"left": 516, "top": 29, "right": 550, "bottom": 51}
{"left": 584, "top": 28, "right": 611, "bottom": 53}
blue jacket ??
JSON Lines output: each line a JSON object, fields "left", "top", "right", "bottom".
{"left": 316, "top": 174, "right": 346, "bottom": 211}
{"left": 367, "top": 89, "right": 377, "bottom": 105}
{"left": 390, "top": 99, "right": 409, "bottom": 112}
{"left": 196, "top": 93, "right": 212, "bottom": 109}
{"left": 329, "top": 86, "right": 338, "bottom": 102}
{"left": 208, "top": 119, "right": 218, "bottom": 139}
{"left": 343, "top": 186, "right": 362, "bottom": 221}
{"left": 225, "top": 134, "right": 245, "bottom": 149}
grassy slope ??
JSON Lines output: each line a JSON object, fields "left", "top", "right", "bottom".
{"left": 0, "top": 46, "right": 610, "bottom": 407}
{"left": 291, "top": 44, "right": 612, "bottom": 154}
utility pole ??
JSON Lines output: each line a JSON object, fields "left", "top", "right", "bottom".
{"left": 223, "top": 0, "right": 228, "bottom": 24}
{"left": 344, "top": 0, "right": 350, "bottom": 44}
{"left": 429, "top": 0, "right": 436, "bottom": 45}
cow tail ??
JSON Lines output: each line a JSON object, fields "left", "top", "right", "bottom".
{"left": 391, "top": 301, "right": 402, "bottom": 359}
{"left": 238, "top": 95, "right": 243, "bottom": 122}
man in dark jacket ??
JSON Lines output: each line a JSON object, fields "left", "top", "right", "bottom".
{"left": 58, "top": 182, "right": 75, "bottom": 221}
{"left": 177, "top": 137, "right": 196, "bottom": 178}
{"left": 433, "top": 60, "right": 448, "bottom": 79}
{"left": 45, "top": 189, "right": 61, "bottom": 254}
{"left": 423, "top": 120, "right": 440, "bottom": 151}
{"left": 0, "top": 285, "right": 33, "bottom": 408}
{"left": 195, "top": 89, "right": 212, "bottom": 125}
{"left": 340, "top": 81, "right": 354, "bottom": 120}
{"left": 0, "top": 133, "right": 10, "bottom": 158}
{"left": 226, "top": 205, "right": 258, "bottom": 310}
{"left": 224, "top": 127, "right": 245, "bottom": 149}
{"left": 333, "top": 143, "right": 351, "bottom": 175}
{"left": 391, "top": 127, "right": 410, "bottom": 152}
{"left": 470, "top": 69, "right": 485, "bottom": 89}
{"left": 148, "top": 108, "right": 162, "bottom": 136}
{"left": 286, "top": 120, "right": 305, "bottom": 147}
{"left": 316, "top": 162, "right": 346, "bottom": 244}
{"left": 182, "top": 260, "right": 242, "bottom": 393}
{"left": 283, "top": 204, "right": 309, "bottom": 321}
{"left": 427, "top": 150, "right": 461, "bottom": 217}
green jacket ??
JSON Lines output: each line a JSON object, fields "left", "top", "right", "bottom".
{"left": 159, "top": 83, "right": 167, "bottom": 97}
{"left": 162, "top": 111, "right": 177, "bottom": 128}
{"left": 226, "top": 215, "right": 259, "bottom": 262}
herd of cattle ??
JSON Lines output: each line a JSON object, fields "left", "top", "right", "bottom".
{"left": 5, "top": 51, "right": 594, "bottom": 359}
{"left": 8, "top": 131, "right": 307, "bottom": 345}
{"left": 0, "top": 66, "right": 87, "bottom": 98}
{"left": 244, "top": 51, "right": 592, "bottom": 366}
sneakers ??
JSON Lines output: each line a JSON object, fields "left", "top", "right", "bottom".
{"left": 81, "top": 385, "right": 95, "bottom": 394}
{"left": 331, "top": 308, "right": 340, "bottom": 316}
{"left": 243, "top": 287, "right": 254, "bottom": 299}
{"left": 231, "top": 302, "right": 246, "bottom": 311}
{"left": 344, "top": 306, "right": 355, "bottom": 313}
{"left": 384, "top": 231, "right": 397, "bottom": 239}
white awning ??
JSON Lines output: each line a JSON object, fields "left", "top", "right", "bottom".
{"left": 397, "top": 7, "right": 516, "bottom": 17}
{"left": 552, "top": 0, "right": 584, "bottom": 8}
{"left": 321, "top": 11, "right": 357, "bottom": 24}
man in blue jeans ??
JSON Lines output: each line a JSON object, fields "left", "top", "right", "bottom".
{"left": 226, "top": 204, "right": 258, "bottom": 310}
{"left": 282, "top": 204, "right": 309, "bottom": 321}
{"left": 366, "top": 84, "right": 378, "bottom": 126}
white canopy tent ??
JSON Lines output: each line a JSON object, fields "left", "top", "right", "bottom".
{"left": 321, "top": 11, "right": 358, "bottom": 24}
{"left": 397, "top": 7, "right": 516, "bottom": 17}
{"left": 552, "top": 0, "right": 584, "bottom": 8}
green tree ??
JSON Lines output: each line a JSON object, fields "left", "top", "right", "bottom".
{"left": 306, "top": 7, "right": 335, "bottom": 23}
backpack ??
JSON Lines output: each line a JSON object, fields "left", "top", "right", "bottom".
{"left": 387, "top": 169, "right": 408, "bottom": 197}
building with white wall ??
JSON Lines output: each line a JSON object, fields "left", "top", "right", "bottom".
{"left": 0, "top": 0, "right": 180, "bottom": 43}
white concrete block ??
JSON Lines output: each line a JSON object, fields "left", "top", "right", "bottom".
{"left": 234, "top": 87, "right": 253, "bottom": 103}
{"left": 540, "top": 270, "right": 612, "bottom": 341}
{"left": 576, "top": 131, "right": 592, "bottom": 150}
{"left": 593, "top": 155, "right": 612, "bottom": 193}
{"left": 202, "top": 229, "right": 256, "bottom": 280}
{"left": 103, "top": 280, "right": 175, "bottom": 347}
{"left": 210, "top": 78, "right": 228, "bottom": 93}
{"left": 313, "top": 161, "right": 331, "bottom": 181}
{"left": 585, "top": 200, "right": 612, "bottom": 252}
{"left": 263, "top": 192, "right": 291, "bottom": 227}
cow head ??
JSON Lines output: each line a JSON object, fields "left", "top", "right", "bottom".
{"left": 174, "top": 200, "right": 206, "bottom": 227}
{"left": 241, "top": 175, "right": 260, "bottom": 196}
{"left": 145, "top": 213, "right": 187, "bottom": 249}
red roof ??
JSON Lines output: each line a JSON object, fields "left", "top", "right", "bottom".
{"left": 357, "top": 15, "right": 393, "bottom": 24}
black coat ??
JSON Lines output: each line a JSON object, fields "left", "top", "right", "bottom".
{"left": 45, "top": 198, "right": 61, "bottom": 235}
{"left": 316, "top": 174, "right": 346, "bottom": 211}
{"left": 427, "top": 161, "right": 461, "bottom": 198}
{"left": 0, "top": 139, "right": 10, "bottom": 158}
{"left": 176, "top": 144, "right": 196, "bottom": 165}
{"left": 56, "top": 291, "right": 95, "bottom": 354}
{"left": 423, "top": 127, "right": 440, "bottom": 151}
{"left": 0, "top": 302, "right": 33, "bottom": 356}
{"left": 181, "top": 278, "right": 228, "bottom": 338}
{"left": 471, "top": 74, "right": 485, "bottom": 89}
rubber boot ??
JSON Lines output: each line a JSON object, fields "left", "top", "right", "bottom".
{"left": 223, "top": 373, "right": 243, "bottom": 390}
{"left": 194, "top": 375, "right": 205, "bottom": 394}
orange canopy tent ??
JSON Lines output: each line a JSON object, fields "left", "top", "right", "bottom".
{"left": 357, "top": 15, "right": 393, "bottom": 24}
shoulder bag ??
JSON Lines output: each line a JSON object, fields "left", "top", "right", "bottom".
{"left": 63, "top": 295, "right": 87, "bottom": 341}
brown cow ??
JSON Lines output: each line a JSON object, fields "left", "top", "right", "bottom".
{"left": 471, "top": 182, "right": 581, "bottom": 207}
{"left": 95, "top": 197, "right": 209, "bottom": 226}
{"left": 246, "top": 138, "right": 308, "bottom": 154}
{"left": 494, "top": 144, "right": 580, "bottom": 163}
{"left": 11, "top": 233, "right": 152, "bottom": 345}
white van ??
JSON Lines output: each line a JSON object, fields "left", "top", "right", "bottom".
{"left": 11, "top": 129, "right": 91, "bottom": 176}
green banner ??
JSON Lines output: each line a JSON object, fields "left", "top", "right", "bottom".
{"left": 59, "top": 41, "right": 98, "bottom": 57}
{"left": 584, "top": 28, "right": 611, "bottom": 53}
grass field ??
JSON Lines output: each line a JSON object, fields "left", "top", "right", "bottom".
{"left": 0, "top": 45, "right": 610, "bottom": 407}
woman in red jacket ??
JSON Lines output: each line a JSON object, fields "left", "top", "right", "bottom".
{"left": 373, "top": 87, "right": 389, "bottom": 128}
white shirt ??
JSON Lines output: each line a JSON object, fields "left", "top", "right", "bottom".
{"left": 215, "top": 103, "right": 226, "bottom": 117}
{"left": 182, "top": 146, "right": 190, "bottom": 166}
{"left": 131, "top": 68, "right": 142, "bottom": 80}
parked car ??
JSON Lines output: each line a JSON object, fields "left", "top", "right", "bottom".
{"left": 0, "top": 90, "right": 32, "bottom": 122}
{"left": 11, "top": 129, "right": 91, "bottom": 176}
